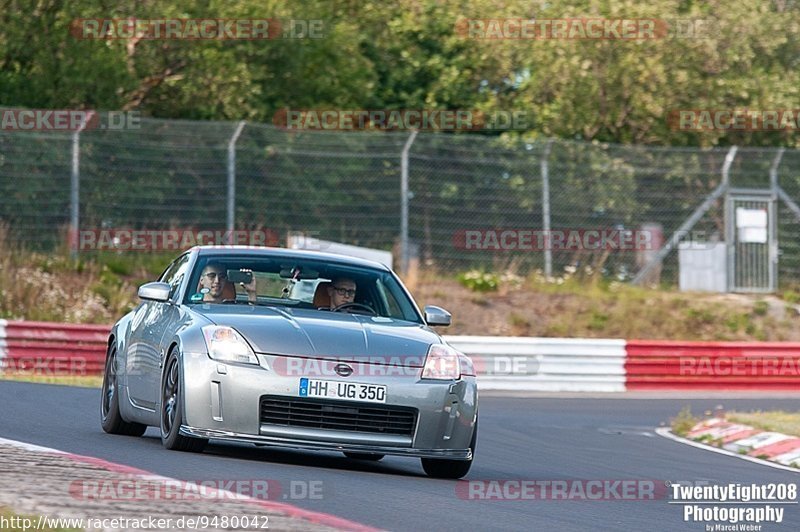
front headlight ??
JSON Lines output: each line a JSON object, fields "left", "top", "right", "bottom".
{"left": 202, "top": 325, "right": 258, "bottom": 365}
{"left": 421, "top": 344, "right": 473, "bottom": 380}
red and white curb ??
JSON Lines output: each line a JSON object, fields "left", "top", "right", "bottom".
{"left": 0, "top": 436, "right": 378, "bottom": 531}
{"left": 657, "top": 419, "right": 800, "bottom": 474}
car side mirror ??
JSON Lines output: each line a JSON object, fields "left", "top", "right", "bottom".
{"left": 424, "top": 305, "right": 451, "bottom": 327}
{"left": 138, "top": 282, "right": 171, "bottom": 302}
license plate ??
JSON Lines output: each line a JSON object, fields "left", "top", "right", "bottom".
{"left": 299, "top": 378, "right": 387, "bottom": 403}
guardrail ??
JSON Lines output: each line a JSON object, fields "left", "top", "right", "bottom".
{"left": 0, "top": 320, "right": 108, "bottom": 376}
{"left": 625, "top": 340, "right": 800, "bottom": 391}
{"left": 2, "top": 320, "right": 800, "bottom": 392}
{"left": 445, "top": 336, "right": 626, "bottom": 392}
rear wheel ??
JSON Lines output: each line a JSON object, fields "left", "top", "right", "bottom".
{"left": 160, "top": 351, "right": 207, "bottom": 453}
{"left": 343, "top": 452, "right": 385, "bottom": 461}
{"left": 421, "top": 419, "right": 477, "bottom": 479}
{"left": 100, "top": 344, "right": 146, "bottom": 437}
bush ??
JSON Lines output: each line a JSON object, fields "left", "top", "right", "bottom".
{"left": 671, "top": 406, "right": 699, "bottom": 437}
{"left": 457, "top": 270, "right": 525, "bottom": 293}
{"left": 457, "top": 270, "right": 500, "bottom": 292}
{"left": 783, "top": 291, "right": 800, "bottom": 304}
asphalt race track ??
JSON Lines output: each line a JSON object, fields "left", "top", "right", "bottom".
{"left": 2, "top": 380, "right": 799, "bottom": 531}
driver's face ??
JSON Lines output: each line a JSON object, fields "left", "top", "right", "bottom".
{"left": 329, "top": 279, "right": 356, "bottom": 308}
{"left": 200, "top": 267, "right": 226, "bottom": 300}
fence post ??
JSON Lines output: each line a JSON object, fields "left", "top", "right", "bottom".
{"left": 69, "top": 112, "right": 94, "bottom": 258}
{"left": 541, "top": 139, "right": 554, "bottom": 277}
{"left": 226, "top": 121, "right": 246, "bottom": 243}
{"left": 769, "top": 148, "right": 784, "bottom": 192}
{"left": 722, "top": 145, "right": 738, "bottom": 292}
{"left": 400, "top": 130, "right": 418, "bottom": 274}
{"left": 768, "top": 148, "right": 784, "bottom": 292}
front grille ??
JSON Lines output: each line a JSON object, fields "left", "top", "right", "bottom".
{"left": 259, "top": 395, "right": 417, "bottom": 436}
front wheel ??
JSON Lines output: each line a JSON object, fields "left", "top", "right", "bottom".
{"left": 100, "top": 344, "right": 146, "bottom": 437}
{"left": 160, "top": 351, "right": 207, "bottom": 453}
{"left": 421, "top": 420, "right": 477, "bottom": 479}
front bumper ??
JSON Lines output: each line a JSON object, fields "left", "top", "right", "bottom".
{"left": 180, "top": 425, "right": 473, "bottom": 460}
{"left": 180, "top": 351, "right": 478, "bottom": 454}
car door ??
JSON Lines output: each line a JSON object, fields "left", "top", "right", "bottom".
{"left": 127, "top": 253, "right": 191, "bottom": 410}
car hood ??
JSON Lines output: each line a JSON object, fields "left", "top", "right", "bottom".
{"left": 193, "top": 305, "right": 440, "bottom": 366}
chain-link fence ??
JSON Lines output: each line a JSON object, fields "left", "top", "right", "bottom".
{"left": 1, "top": 116, "right": 799, "bottom": 289}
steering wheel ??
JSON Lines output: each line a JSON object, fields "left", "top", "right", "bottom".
{"left": 332, "top": 302, "right": 377, "bottom": 315}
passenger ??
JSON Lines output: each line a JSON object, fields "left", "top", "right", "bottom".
{"left": 199, "top": 262, "right": 256, "bottom": 303}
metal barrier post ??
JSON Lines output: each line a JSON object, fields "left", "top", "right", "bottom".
{"left": 400, "top": 130, "right": 418, "bottom": 274}
{"left": 541, "top": 139, "right": 554, "bottom": 277}
{"left": 226, "top": 121, "right": 246, "bottom": 243}
{"left": 69, "top": 112, "right": 94, "bottom": 257}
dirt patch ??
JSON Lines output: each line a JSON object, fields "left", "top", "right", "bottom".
{"left": 413, "top": 277, "right": 800, "bottom": 341}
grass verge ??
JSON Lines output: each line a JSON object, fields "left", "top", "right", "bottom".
{"left": 670, "top": 407, "right": 800, "bottom": 440}
{"left": 726, "top": 410, "right": 800, "bottom": 438}
{"left": 416, "top": 268, "right": 800, "bottom": 339}
{"left": 0, "top": 224, "right": 174, "bottom": 324}
{"left": 0, "top": 374, "right": 102, "bottom": 388}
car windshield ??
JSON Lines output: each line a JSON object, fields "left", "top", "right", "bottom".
{"left": 184, "top": 254, "right": 423, "bottom": 324}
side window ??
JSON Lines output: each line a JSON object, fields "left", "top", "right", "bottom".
{"left": 160, "top": 253, "right": 191, "bottom": 300}
{"left": 375, "top": 276, "right": 423, "bottom": 323}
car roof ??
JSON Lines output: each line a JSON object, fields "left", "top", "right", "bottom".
{"left": 192, "top": 245, "right": 392, "bottom": 271}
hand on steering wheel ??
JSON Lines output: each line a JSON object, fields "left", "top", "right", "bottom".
{"left": 332, "top": 302, "right": 377, "bottom": 315}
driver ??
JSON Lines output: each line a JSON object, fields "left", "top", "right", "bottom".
{"left": 200, "top": 262, "right": 257, "bottom": 303}
{"left": 327, "top": 277, "right": 357, "bottom": 309}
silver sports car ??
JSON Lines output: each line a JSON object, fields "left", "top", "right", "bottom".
{"left": 101, "top": 246, "right": 478, "bottom": 478}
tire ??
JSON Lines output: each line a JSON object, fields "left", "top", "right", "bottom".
{"left": 160, "top": 350, "right": 207, "bottom": 453}
{"left": 343, "top": 452, "right": 385, "bottom": 461}
{"left": 100, "top": 344, "right": 147, "bottom": 437}
{"left": 421, "top": 419, "right": 477, "bottom": 479}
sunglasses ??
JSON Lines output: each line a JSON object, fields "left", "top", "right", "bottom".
{"left": 332, "top": 286, "right": 356, "bottom": 297}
